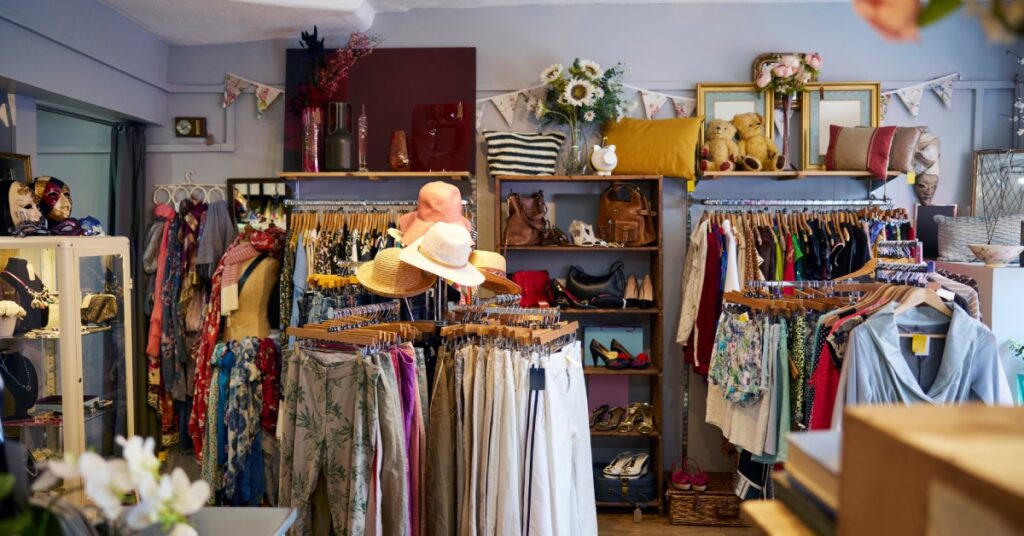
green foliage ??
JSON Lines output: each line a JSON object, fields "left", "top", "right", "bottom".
{"left": 918, "top": 0, "right": 963, "bottom": 27}
{"left": 536, "top": 59, "right": 627, "bottom": 130}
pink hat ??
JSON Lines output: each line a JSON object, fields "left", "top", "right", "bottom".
{"left": 398, "top": 181, "right": 472, "bottom": 244}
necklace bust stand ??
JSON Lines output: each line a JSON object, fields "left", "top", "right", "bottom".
{"left": 0, "top": 258, "right": 49, "bottom": 334}
{"left": 0, "top": 351, "right": 39, "bottom": 420}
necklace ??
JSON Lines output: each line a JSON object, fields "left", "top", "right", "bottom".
{"left": 0, "top": 352, "right": 32, "bottom": 391}
{"left": 1, "top": 270, "right": 56, "bottom": 309}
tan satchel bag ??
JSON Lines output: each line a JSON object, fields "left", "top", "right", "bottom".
{"left": 596, "top": 183, "right": 657, "bottom": 246}
{"left": 503, "top": 192, "right": 546, "bottom": 246}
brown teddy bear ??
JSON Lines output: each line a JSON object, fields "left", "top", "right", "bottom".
{"left": 700, "top": 119, "right": 739, "bottom": 172}
{"left": 732, "top": 112, "right": 785, "bottom": 172}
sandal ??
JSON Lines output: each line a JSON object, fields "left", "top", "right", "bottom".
{"left": 637, "top": 403, "right": 656, "bottom": 435}
{"left": 602, "top": 451, "right": 635, "bottom": 477}
{"left": 671, "top": 458, "right": 691, "bottom": 490}
{"left": 589, "top": 404, "right": 609, "bottom": 429}
{"left": 569, "top": 220, "right": 610, "bottom": 247}
{"left": 594, "top": 406, "right": 625, "bottom": 431}
{"left": 686, "top": 458, "right": 709, "bottom": 492}
{"left": 619, "top": 453, "right": 650, "bottom": 480}
{"left": 617, "top": 403, "right": 642, "bottom": 433}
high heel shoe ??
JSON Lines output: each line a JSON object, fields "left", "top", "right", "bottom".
{"left": 637, "top": 274, "right": 655, "bottom": 309}
{"left": 589, "top": 404, "right": 609, "bottom": 428}
{"left": 624, "top": 275, "right": 640, "bottom": 307}
{"left": 617, "top": 403, "right": 642, "bottom": 433}
{"left": 548, "top": 279, "right": 593, "bottom": 309}
{"left": 637, "top": 403, "right": 656, "bottom": 435}
{"left": 591, "top": 339, "right": 627, "bottom": 369}
{"left": 611, "top": 339, "right": 651, "bottom": 369}
{"left": 594, "top": 406, "right": 625, "bottom": 431}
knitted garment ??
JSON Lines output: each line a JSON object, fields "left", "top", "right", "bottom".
{"left": 220, "top": 243, "right": 258, "bottom": 316}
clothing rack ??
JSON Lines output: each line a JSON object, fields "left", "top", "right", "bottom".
{"left": 284, "top": 199, "right": 470, "bottom": 208}
{"left": 746, "top": 280, "right": 836, "bottom": 290}
{"left": 686, "top": 195, "right": 894, "bottom": 232}
{"left": 324, "top": 300, "right": 401, "bottom": 327}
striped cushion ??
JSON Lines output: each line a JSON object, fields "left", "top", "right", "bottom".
{"left": 825, "top": 125, "right": 896, "bottom": 179}
{"left": 482, "top": 130, "right": 565, "bottom": 176}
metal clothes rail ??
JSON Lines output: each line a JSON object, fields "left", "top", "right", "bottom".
{"left": 685, "top": 195, "right": 894, "bottom": 233}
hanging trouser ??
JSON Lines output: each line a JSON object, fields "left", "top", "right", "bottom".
{"left": 522, "top": 350, "right": 552, "bottom": 536}
{"left": 493, "top": 348, "right": 522, "bottom": 535}
{"left": 425, "top": 348, "right": 457, "bottom": 536}
{"left": 372, "top": 351, "right": 411, "bottom": 536}
{"left": 279, "top": 348, "right": 379, "bottom": 536}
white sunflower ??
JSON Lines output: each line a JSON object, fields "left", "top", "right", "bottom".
{"left": 583, "top": 110, "right": 596, "bottom": 122}
{"left": 593, "top": 86, "right": 605, "bottom": 100}
{"left": 563, "top": 78, "right": 597, "bottom": 107}
{"left": 540, "top": 63, "right": 564, "bottom": 84}
{"left": 579, "top": 59, "right": 603, "bottom": 79}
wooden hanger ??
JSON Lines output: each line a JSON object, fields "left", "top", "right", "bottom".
{"left": 893, "top": 287, "right": 952, "bottom": 317}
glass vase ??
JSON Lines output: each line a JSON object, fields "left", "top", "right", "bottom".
{"left": 563, "top": 125, "right": 588, "bottom": 175}
{"left": 779, "top": 93, "right": 792, "bottom": 170}
{"left": 301, "top": 106, "right": 322, "bottom": 173}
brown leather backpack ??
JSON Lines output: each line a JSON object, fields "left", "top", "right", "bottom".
{"left": 504, "top": 192, "right": 547, "bottom": 246}
{"left": 596, "top": 183, "right": 657, "bottom": 246}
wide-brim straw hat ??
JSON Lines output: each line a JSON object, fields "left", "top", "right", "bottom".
{"left": 356, "top": 247, "right": 438, "bottom": 298}
{"left": 399, "top": 221, "right": 484, "bottom": 287}
{"left": 469, "top": 250, "right": 521, "bottom": 295}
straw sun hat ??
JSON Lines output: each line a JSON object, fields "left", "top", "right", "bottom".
{"left": 469, "top": 250, "right": 521, "bottom": 295}
{"left": 399, "top": 221, "right": 485, "bottom": 287}
{"left": 356, "top": 247, "right": 438, "bottom": 298}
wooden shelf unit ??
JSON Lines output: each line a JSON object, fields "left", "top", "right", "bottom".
{"left": 700, "top": 170, "right": 903, "bottom": 183}
{"left": 277, "top": 171, "right": 470, "bottom": 181}
{"left": 494, "top": 173, "right": 665, "bottom": 513}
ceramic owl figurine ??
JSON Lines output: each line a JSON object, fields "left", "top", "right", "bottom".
{"left": 590, "top": 144, "right": 618, "bottom": 176}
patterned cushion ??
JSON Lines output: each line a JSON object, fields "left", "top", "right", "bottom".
{"left": 935, "top": 214, "right": 1024, "bottom": 262}
{"left": 482, "top": 130, "right": 565, "bottom": 176}
{"left": 825, "top": 125, "right": 897, "bottom": 178}
{"left": 888, "top": 126, "right": 925, "bottom": 173}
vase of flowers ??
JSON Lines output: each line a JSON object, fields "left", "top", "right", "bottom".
{"left": 290, "top": 27, "right": 380, "bottom": 173}
{"left": 755, "top": 53, "right": 822, "bottom": 169}
{"left": 534, "top": 59, "right": 625, "bottom": 175}
{"left": 32, "top": 436, "right": 210, "bottom": 535}
{"left": 0, "top": 300, "right": 25, "bottom": 337}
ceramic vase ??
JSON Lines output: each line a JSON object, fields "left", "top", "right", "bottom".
{"left": 389, "top": 130, "right": 411, "bottom": 171}
{"left": 301, "top": 106, "right": 322, "bottom": 173}
{"left": 0, "top": 316, "right": 16, "bottom": 337}
{"left": 967, "top": 244, "right": 1024, "bottom": 267}
{"left": 564, "top": 124, "right": 588, "bottom": 175}
{"left": 325, "top": 102, "right": 355, "bottom": 172}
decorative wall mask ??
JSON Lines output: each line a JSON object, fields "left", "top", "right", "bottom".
{"left": 913, "top": 131, "right": 940, "bottom": 206}
{"left": 32, "top": 176, "right": 73, "bottom": 222}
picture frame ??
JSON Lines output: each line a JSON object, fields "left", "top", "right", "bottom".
{"left": 801, "top": 82, "right": 880, "bottom": 170}
{"left": 0, "top": 152, "right": 33, "bottom": 183}
{"left": 695, "top": 83, "right": 773, "bottom": 142}
{"left": 970, "top": 148, "right": 1024, "bottom": 216}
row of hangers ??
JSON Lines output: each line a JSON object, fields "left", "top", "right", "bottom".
{"left": 288, "top": 211, "right": 398, "bottom": 247}
{"left": 701, "top": 207, "right": 909, "bottom": 243}
{"left": 286, "top": 300, "right": 436, "bottom": 346}
{"left": 443, "top": 302, "right": 579, "bottom": 346}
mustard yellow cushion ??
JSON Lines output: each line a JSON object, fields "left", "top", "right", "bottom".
{"left": 602, "top": 117, "right": 703, "bottom": 180}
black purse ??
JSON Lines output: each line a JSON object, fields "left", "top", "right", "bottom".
{"left": 566, "top": 261, "right": 626, "bottom": 303}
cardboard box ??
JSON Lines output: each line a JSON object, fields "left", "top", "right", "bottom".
{"left": 840, "top": 404, "right": 1024, "bottom": 536}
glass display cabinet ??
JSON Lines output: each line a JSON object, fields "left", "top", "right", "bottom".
{"left": 0, "top": 237, "right": 133, "bottom": 462}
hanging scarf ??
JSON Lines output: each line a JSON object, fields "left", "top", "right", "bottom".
{"left": 220, "top": 243, "right": 258, "bottom": 316}
{"left": 224, "top": 337, "right": 265, "bottom": 504}
{"left": 146, "top": 204, "right": 177, "bottom": 358}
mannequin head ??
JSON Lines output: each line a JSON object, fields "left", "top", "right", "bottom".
{"left": 0, "top": 181, "right": 43, "bottom": 235}
{"left": 32, "top": 176, "right": 73, "bottom": 222}
{"left": 915, "top": 173, "right": 939, "bottom": 206}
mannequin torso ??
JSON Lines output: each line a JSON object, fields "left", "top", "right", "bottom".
{"left": 223, "top": 256, "right": 280, "bottom": 341}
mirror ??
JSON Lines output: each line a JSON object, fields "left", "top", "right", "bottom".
{"left": 0, "top": 152, "right": 32, "bottom": 182}
{"left": 226, "top": 178, "right": 290, "bottom": 230}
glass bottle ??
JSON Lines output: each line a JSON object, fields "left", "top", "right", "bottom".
{"left": 357, "top": 105, "right": 369, "bottom": 172}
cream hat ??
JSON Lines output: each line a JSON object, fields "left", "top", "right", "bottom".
{"left": 469, "top": 250, "right": 522, "bottom": 295}
{"left": 356, "top": 247, "right": 438, "bottom": 298}
{"left": 399, "top": 222, "right": 485, "bottom": 287}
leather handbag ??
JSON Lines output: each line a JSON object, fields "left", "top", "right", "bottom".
{"left": 596, "top": 183, "right": 657, "bottom": 246}
{"left": 504, "top": 192, "right": 547, "bottom": 246}
{"left": 512, "top": 270, "right": 551, "bottom": 307}
{"left": 566, "top": 261, "right": 626, "bottom": 302}
{"left": 81, "top": 293, "right": 118, "bottom": 324}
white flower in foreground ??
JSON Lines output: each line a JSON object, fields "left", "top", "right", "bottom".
{"left": 579, "top": 59, "right": 603, "bottom": 79}
{"left": 170, "top": 468, "right": 210, "bottom": 515}
{"left": 117, "top": 435, "right": 160, "bottom": 486}
{"left": 126, "top": 473, "right": 174, "bottom": 529}
{"left": 583, "top": 110, "right": 596, "bottom": 122}
{"left": 31, "top": 455, "right": 81, "bottom": 491}
{"left": 563, "top": 78, "right": 597, "bottom": 107}
{"left": 81, "top": 455, "right": 134, "bottom": 520}
{"left": 539, "top": 63, "right": 563, "bottom": 84}
{"left": 169, "top": 523, "right": 199, "bottom": 536}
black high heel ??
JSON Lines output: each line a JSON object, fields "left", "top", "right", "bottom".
{"left": 591, "top": 339, "right": 628, "bottom": 369}
{"left": 611, "top": 339, "right": 634, "bottom": 361}
{"left": 549, "top": 279, "right": 594, "bottom": 309}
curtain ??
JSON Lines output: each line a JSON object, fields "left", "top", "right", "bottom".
{"left": 109, "top": 123, "right": 155, "bottom": 439}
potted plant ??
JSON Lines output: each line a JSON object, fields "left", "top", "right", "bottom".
{"left": 754, "top": 53, "right": 822, "bottom": 169}
{"left": 969, "top": 148, "right": 1024, "bottom": 267}
{"left": 533, "top": 59, "right": 625, "bottom": 175}
{"left": 0, "top": 300, "right": 26, "bottom": 337}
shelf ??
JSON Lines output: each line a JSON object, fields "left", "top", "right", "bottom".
{"left": 560, "top": 308, "right": 660, "bottom": 315}
{"left": 596, "top": 499, "right": 661, "bottom": 508}
{"left": 503, "top": 246, "right": 659, "bottom": 252}
{"left": 278, "top": 171, "right": 470, "bottom": 181}
{"left": 702, "top": 170, "right": 902, "bottom": 181}
{"left": 591, "top": 428, "right": 661, "bottom": 438}
{"left": 495, "top": 174, "right": 662, "bottom": 182}
{"left": 584, "top": 366, "right": 660, "bottom": 376}
{"left": 9, "top": 325, "right": 113, "bottom": 341}
{"left": 6, "top": 405, "right": 114, "bottom": 428}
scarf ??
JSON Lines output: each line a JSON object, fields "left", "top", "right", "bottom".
{"left": 220, "top": 242, "right": 258, "bottom": 316}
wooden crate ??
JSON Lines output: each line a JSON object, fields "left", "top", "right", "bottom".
{"left": 666, "top": 472, "right": 747, "bottom": 527}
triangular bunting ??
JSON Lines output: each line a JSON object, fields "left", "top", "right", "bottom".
{"left": 641, "top": 91, "right": 669, "bottom": 119}
{"left": 670, "top": 97, "right": 695, "bottom": 118}
{"left": 0, "top": 103, "right": 7, "bottom": 128}
{"left": 929, "top": 77, "right": 953, "bottom": 109}
{"left": 490, "top": 92, "right": 520, "bottom": 127}
{"left": 7, "top": 95, "right": 15, "bottom": 127}
{"left": 223, "top": 73, "right": 250, "bottom": 109}
{"left": 880, "top": 94, "right": 892, "bottom": 123}
{"left": 253, "top": 83, "right": 283, "bottom": 117}
{"left": 896, "top": 85, "right": 924, "bottom": 118}
{"left": 475, "top": 102, "right": 486, "bottom": 129}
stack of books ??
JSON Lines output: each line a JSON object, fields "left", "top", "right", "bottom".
{"left": 771, "top": 430, "right": 841, "bottom": 536}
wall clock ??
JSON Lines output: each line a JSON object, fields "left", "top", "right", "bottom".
{"left": 174, "top": 117, "right": 207, "bottom": 138}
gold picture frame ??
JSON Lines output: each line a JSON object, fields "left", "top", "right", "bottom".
{"left": 695, "top": 83, "right": 773, "bottom": 143}
{"left": 800, "top": 82, "right": 881, "bottom": 171}
{"left": 0, "top": 152, "right": 32, "bottom": 183}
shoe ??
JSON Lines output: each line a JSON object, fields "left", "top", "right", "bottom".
{"left": 549, "top": 279, "right": 593, "bottom": 309}
{"left": 637, "top": 403, "right": 656, "bottom": 435}
{"left": 617, "top": 403, "right": 642, "bottom": 433}
{"left": 568, "top": 220, "right": 609, "bottom": 247}
{"left": 624, "top": 275, "right": 640, "bottom": 307}
{"left": 630, "top": 352, "right": 652, "bottom": 369}
{"left": 619, "top": 453, "right": 650, "bottom": 480}
{"left": 671, "top": 458, "right": 692, "bottom": 490}
{"left": 591, "top": 339, "right": 627, "bottom": 369}
{"left": 589, "top": 404, "right": 609, "bottom": 428}
{"left": 594, "top": 406, "right": 625, "bottom": 431}
{"left": 686, "top": 458, "right": 709, "bottom": 492}
{"left": 602, "top": 451, "right": 635, "bottom": 477}
{"left": 637, "top": 274, "right": 655, "bottom": 309}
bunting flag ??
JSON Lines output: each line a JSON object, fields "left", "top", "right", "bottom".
{"left": 641, "top": 91, "right": 669, "bottom": 119}
{"left": 475, "top": 102, "right": 486, "bottom": 130}
{"left": 7, "top": 95, "right": 14, "bottom": 127}
{"left": 895, "top": 85, "right": 924, "bottom": 118}
{"left": 223, "top": 73, "right": 284, "bottom": 117}
{"left": 0, "top": 102, "right": 7, "bottom": 128}
{"left": 880, "top": 94, "right": 892, "bottom": 122}
{"left": 490, "top": 92, "right": 520, "bottom": 127}
{"left": 929, "top": 76, "right": 954, "bottom": 109}
{"left": 671, "top": 97, "right": 695, "bottom": 118}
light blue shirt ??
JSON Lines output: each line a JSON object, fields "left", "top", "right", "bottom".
{"left": 287, "top": 235, "right": 308, "bottom": 345}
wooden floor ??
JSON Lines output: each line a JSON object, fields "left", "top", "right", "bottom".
{"left": 598, "top": 513, "right": 756, "bottom": 535}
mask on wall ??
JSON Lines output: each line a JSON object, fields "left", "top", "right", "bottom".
{"left": 32, "top": 176, "right": 73, "bottom": 222}
{"left": 0, "top": 180, "right": 44, "bottom": 235}
{"left": 912, "top": 131, "right": 941, "bottom": 206}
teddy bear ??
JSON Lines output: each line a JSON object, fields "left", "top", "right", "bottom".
{"left": 700, "top": 119, "right": 739, "bottom": 172}
{"left": 731, "top": 112, "right": 785, "bottom": 172}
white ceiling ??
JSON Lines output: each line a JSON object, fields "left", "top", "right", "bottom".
{"left": 99, "top": 0, "right": 848, "bottom": 45}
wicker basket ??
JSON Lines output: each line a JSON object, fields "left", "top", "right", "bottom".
{"left": 666, "top": 472, "right": 746, "bottom": 527}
